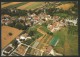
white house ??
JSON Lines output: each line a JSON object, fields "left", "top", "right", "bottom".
{"left": 65, "top": 19, "right": 77, "bottom": 26}
{"left": 49, "top": 49, "right": 63, "bottom": 56}
{"left": 19, "top": 35, "right": 31, "bottom": 41}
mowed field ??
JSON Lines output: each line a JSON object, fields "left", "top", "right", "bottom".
{"left": 1, "top": 2, "right": 22, "bottom": 8}
{"left": 1, "top": 2, "right": 75, "bottom": 10}
{"left": 56, "top": 3, "right": 74, "bottom": 10}
{"left": 1, "top": 26, "right": 23, "bottom": 49}
{"left": 4, "top": 2, "right": 27, "bottom": 9}
{"left": 1, "top": 2, "right": 45, "bottom": 10}
{"left": 53, "top": 27, "right": 78, "bottom": 55}
{"left": 24, "top": 2, "right": 45, "bottom": 10}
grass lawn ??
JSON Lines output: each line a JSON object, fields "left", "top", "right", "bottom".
{"left": 23, "top": 32, "right": 42, "bottom": 45}
{"left": 25, "top": 2, "right": 44, "bottom": 10}
{"left": 53, "top": 27, "right": 78, "bottom": 56}
{"left": 5, "top": 2, "right": 27, "bottom": 8}
{"left": 23, "top": 25, "right": 43, "bottom": 45}
{"left": 1, "top": 2, "right": 11, "bottom": 5}
{"left": 67, "top": 29, "right": 78, "bottom": 55}
{"left": 32, "top": 31, "right": 43, "bottom": 40}
{"left": 40, "top": 25, "right": 53, "bottom": 35}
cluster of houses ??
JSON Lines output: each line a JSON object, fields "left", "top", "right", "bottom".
{"left": 25, "top": 12, "right": 52, "bottom": 25}
{"left": 1, "top": 13, "right": 52, "bottom": 27}
{"left": 1, "top": 25, "right": 63, "bottom": 56}
{"left": 1, "top": 11, "right": 77, "bottom": 56}
{"left": 47, "top": 15, "right": 65, "bottom": 32}
{"left": 1, "top": 28, "right": 32, "bottom": 56}
{"left": 47, "top": 15, "right": 77, "bottom": 32}
{"left": 1, "top": 15, "right": 12, "bottom": 25}
{"left": 1, "top": 14, "right": 17, "bottom": 26}
{"left": 2, "top": 31, "right": 62, "bottom": 56}
{"left": 1, "top": 12, "right": 77, "bottom": 29}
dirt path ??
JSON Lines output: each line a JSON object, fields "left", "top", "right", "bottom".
{"left": 1, "top": 2, "right": 22, "bottom": 8}
{"left": 17, "top": 2, "right": 35, "bottom": 10}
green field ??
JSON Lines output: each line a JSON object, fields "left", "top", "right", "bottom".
{"left": 53, "top": 27, "right": 78, "bottom": 56}
{"left": 25, "top": 2, "right": 44, "bottom": 10}
{"left": 1, "top": 2, "right": 10, "bottom": 5}
{"left": 4, "top": 2, "right": 27, "bottom": 8}
{"left": 2, "top": 2, "right": 45, "bottom": 10}
{"left": 40, "top": 24, "right": 53, "bottom": 35}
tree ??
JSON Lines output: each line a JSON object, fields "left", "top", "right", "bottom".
{"left": 8, "top": 23, "right": 14, "bottom": 27}
{"left": 12, "top": 40, "right": 19, "bottom": 48}
{"left": 15, "top": 23, "right": 25, "bottom": 30}
{"left": 8, "top": 32, "right": 13, "bottom": 36}
{"left": 28, "top": 27, "right": 37, "bottom": 36}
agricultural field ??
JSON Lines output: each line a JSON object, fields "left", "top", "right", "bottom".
{"left": 56, "top": 3, "right": 75, "bottom": 10}
{"left": 1, "top": 1, "right": 78, "bottom": 56}
{"left": 1, "top": 2, "right": 45, "bottom": 10}
{"left": 53, "top": 26, "right": 78, "bottom": 56}
{"left": 1, "top": 26, "right": 23, "bottom": 49}
{"left": 5, "top": 2, "right": 27, "bottom": 9}
{"left": 25, "top": 2, "right": 45, "bottom": 10}
{"left": 1, "top": 2, "right": 22, "bottom": 8}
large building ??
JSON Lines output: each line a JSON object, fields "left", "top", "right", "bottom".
{"left": 1, "top": 26, "right": 23, "bottom": 49}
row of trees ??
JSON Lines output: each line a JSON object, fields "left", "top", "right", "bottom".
{"left": 8, "top": 20, "right": 30, "bottom": 30}
{"left": 1, "top": 8, "right": 27, "bottom": 16}
{"left": 2, "top": 1, "right": 78, "bottom": 17}
{"left": 68, "top": 25, "right": 78, "bottom": 35}
{"left": 1, "top": 6, "right": 69, "bottom": 17}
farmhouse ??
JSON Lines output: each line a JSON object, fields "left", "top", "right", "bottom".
{"left": 65, "top": 19, "right": 77, "bottom": 26}
{"left": 1, "top": 26, "right": 23, "bottom": 49}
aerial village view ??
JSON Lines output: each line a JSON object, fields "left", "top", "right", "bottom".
{"left": 1, "top": 1, "right": 78, "bottom": 56}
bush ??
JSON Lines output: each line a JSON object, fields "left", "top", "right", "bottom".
{"left": 8, "top": 32, "right": 13, "bottom": 36}
{"left": 68, "top": 26, "right": 78, "bottom": 34}
{"left": 1, "top": 8, "right": 27, "bottom": 16}
{"left": 25, "top": 39, "right": 34, "bottom": 45}
{"left": 8, "top": 23, "right": 14, "bottom": 27}
{"left": 15, "top": 23, "right": 25, "bottom": 30}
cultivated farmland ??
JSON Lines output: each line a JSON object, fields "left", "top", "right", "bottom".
{"left": 5, "top": 2, "right": 27, "bottom": 9}
{"left": 1, "top": 26, "right": 23, "bottom": 49}
{"left": 1, "top": 2, "right": 45, "bottom": 10}
{"left": 1, "top": 2, "right": 22, "bottom": 8}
